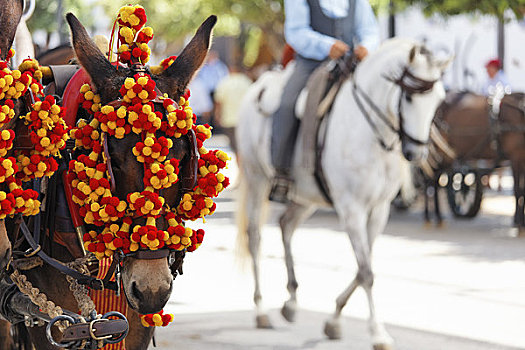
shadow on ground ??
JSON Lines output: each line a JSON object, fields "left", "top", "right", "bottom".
{"left": 153, "top": 308, "right": 520, "bottom": 350}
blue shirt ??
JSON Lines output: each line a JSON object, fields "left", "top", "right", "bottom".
{"left": 482, "top": 70, "right": 511, "bottom": 96}
{"left": 284, "top": 0, "right": 380, "bottom": 61}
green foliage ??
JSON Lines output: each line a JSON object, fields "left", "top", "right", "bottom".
{"left": 100, "top": 0, "right": 284, "bottom": 40}
{"left": 393, "top": 0, "right": 525, "bottom": 19}
{"left": 27, "top": 0, "right": 95, "bottom": 34}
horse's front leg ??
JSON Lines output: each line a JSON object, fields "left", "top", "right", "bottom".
{"left": 279, "top": 202, "right": 315, "bottom": 322}
{"left": 364, "top": 201, "right": 394, "bottom": 350}
{"left": 433, "top": 179, "right": 443, "bottom": 227}
{"left": 324, "top": 202, "right": 393, "bottom": 350}
{"left": 324, "top": 204, "right": 369, "bottom": 341}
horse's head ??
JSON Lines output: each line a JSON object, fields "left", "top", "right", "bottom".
{"left": 66, "top": 13, "right": 215, "bottom": 314}
{"left": 394, "top": 45, "right": 452, "bottom": 162}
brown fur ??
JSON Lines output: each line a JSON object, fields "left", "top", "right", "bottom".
{"left": 0, "top": 12, "right": 216, "bottom": 350}
{"left": 0, "top": 0, "right": 23, "bottom": 60}
{"left": 427, "top": 92, "right": 525, "bottom": 228}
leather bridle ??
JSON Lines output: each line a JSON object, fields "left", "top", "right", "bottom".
{"left": 8, "top": 63, "right": 198, "bottom": 291}
{"left": 353, "top": 66, "right": 438, "bottom": 151}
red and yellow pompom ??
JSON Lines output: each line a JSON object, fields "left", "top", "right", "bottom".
{"left": 140, "top": 310, "right": 173, "bottom": 327}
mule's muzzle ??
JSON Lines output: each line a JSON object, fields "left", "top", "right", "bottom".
{"left": 129, "top": 280, "right": 172, "bottom": 314}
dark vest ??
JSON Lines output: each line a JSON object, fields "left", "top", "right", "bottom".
{"left": 305, "top": 0, "right": 356, "bottom": 58}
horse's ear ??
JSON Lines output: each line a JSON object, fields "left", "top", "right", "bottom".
{"left": 435, "top": 55, "right": 454, "bottom": 72}
{"left": 160, "top": 15, "right": 217, "bottom": 97}
{"left": 66, "top": 13, "right": 124, "bottom": 101}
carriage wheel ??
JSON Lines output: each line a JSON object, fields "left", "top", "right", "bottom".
{"left": 446, "top": 170, "right": 483, "bottom": 218}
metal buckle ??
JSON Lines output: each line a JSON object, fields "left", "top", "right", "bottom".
{"left": 24, "top": 245, "right": 41, "bottom": 258}
{"left": 89, "top": 319, "right": 112, "bottom": 341}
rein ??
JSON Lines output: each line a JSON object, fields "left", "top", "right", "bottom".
{"left": 352, "top": 66, "right": 437, "bottom": 151}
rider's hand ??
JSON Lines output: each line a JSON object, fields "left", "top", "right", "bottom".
{"left": 354, "top": 45, "right": 369, "bottom": 61}
{"left": 329, "top": 40, "right": 350, "bottom": 60}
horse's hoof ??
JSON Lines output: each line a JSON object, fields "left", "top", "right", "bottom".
{"left": 373, "top": 343, "right": 393, "bottom": 350}
{"left": 423, "top": 221, "right": 432, "bottom": 229}
{"left": 324, "top": 319, "right": 341, "bottom": 340}
{"left": 256, "top": 315, "right": 273, "bottom": 329}
{"left": 280, "top": 301, "right": 296, "bottom": 322}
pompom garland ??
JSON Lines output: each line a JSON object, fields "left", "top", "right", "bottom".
{"left": 114, "top": 5, "right": 153, "bottom": 65}
{"left": 0, "top": 56, "right": 67, "bottom": 219}
{"left": 140, "top": 310, "right": 173, "bottom": 327}
{"left": 67, "top": 5, "right": 231, "bottom": 329}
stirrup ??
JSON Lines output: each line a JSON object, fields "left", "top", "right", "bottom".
{"left": 269, "top": 176, "right": 292, "bottom": 203}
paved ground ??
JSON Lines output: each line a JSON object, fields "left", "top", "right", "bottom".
{"left": 150, "top": 136, "right": 525, "bottom": 350}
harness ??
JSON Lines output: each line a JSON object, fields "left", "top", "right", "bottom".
{"left": 352, "top": 67, "right": 438, "bottom": 151}
{"left": 9, "top": 63, "right": 197, "bottom": 292}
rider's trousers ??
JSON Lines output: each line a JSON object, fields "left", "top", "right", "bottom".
{"left": 271, "top": 56, "right": 320, "bottom": 173}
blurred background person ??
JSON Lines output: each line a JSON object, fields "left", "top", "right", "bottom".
{"left": 214, "top": 63, "right": 253, "bottom": 156}
{"left": 195, "top": 49, "right": 229, "bottom": 127}
{"left": 188, "top": 75, "right": 214, "bottom": 124}
{"left": 482, "top": 58, "right": 511, "bottom": 96}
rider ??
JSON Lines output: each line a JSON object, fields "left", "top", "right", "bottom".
{"left": 269, "top": 0, "right": 380, "bottom": 203}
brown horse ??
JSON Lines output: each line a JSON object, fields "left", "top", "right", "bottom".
{"left": 35, "top": 44, "right": 75, "bottom": 66}
{"left": 0, "top": 12, "right": 216, "bottom": 350}
{"left": 499, "top": 92, "right": 525, "bottom": 231}
{"left": 423, "top": 91, "right": 525, "bottom": 231}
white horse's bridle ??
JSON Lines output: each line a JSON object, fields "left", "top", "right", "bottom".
{"left": 352, "top": 66, "right": 438, "bottom": 151}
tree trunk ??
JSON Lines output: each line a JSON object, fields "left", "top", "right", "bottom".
{"left": 497, "top": 18, "right": 505, "bottom": 70}
{"left": 388, "top": 0, "right": 396, "bottom": 38}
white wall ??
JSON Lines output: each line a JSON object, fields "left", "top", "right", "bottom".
{"left": 378, "top": 9, "right": 525, "bottom": 93}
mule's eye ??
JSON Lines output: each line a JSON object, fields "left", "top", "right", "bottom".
{"left": 405, "top": 94, "right": 413, "bottom": 103}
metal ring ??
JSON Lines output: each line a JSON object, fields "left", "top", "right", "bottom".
{"left": 46, "top": 314, "right": 77, "bottom": 348}
{"left": 101, "top": 311, "right": 129, "bottom": 344}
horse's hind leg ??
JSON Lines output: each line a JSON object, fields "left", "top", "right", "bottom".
{"left": 279, "top": 202, "right": 315, "bottom": 322}
{"left": 241, "top": 174, "right": 272, "bottom": 328}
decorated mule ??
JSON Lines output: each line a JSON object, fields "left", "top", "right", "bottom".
{"left": 237, "top": 38, "right": 451, "bottom": 349}
{"left": 0, "top": 5, "right": 229, "bottom": 350}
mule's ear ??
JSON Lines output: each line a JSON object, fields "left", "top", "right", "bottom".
{"left": 66, "top": 13, "right": 124, "bottom": 101}
{"left": 160, "top": 15, "right": 217, "bottom": 96}
{"left": 0, "top": 0, "right": 23, "bottom": 60}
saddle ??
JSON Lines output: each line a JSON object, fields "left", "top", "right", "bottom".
{"left": 256, "top": 56, "right": 356, "bottom": 203}
{"left": 300, "top": 55, "right": 357, "bottom": 202}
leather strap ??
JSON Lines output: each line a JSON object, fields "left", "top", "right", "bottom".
{"left": 129, "top": 249, "right": 170, "bottom": 260}
{"left": 60, "top": 319, "right": 128, "bottom": 342}
{"left": 18, "top": 219, "right": 117, "bottom": 291}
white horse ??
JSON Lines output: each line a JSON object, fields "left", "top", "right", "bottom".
{"left": 236, "top": 38, "right": 451, "bottom": 350}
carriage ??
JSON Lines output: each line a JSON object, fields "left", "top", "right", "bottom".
{"left": 421, "top": 89, "right": 525, "bottom": 226}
